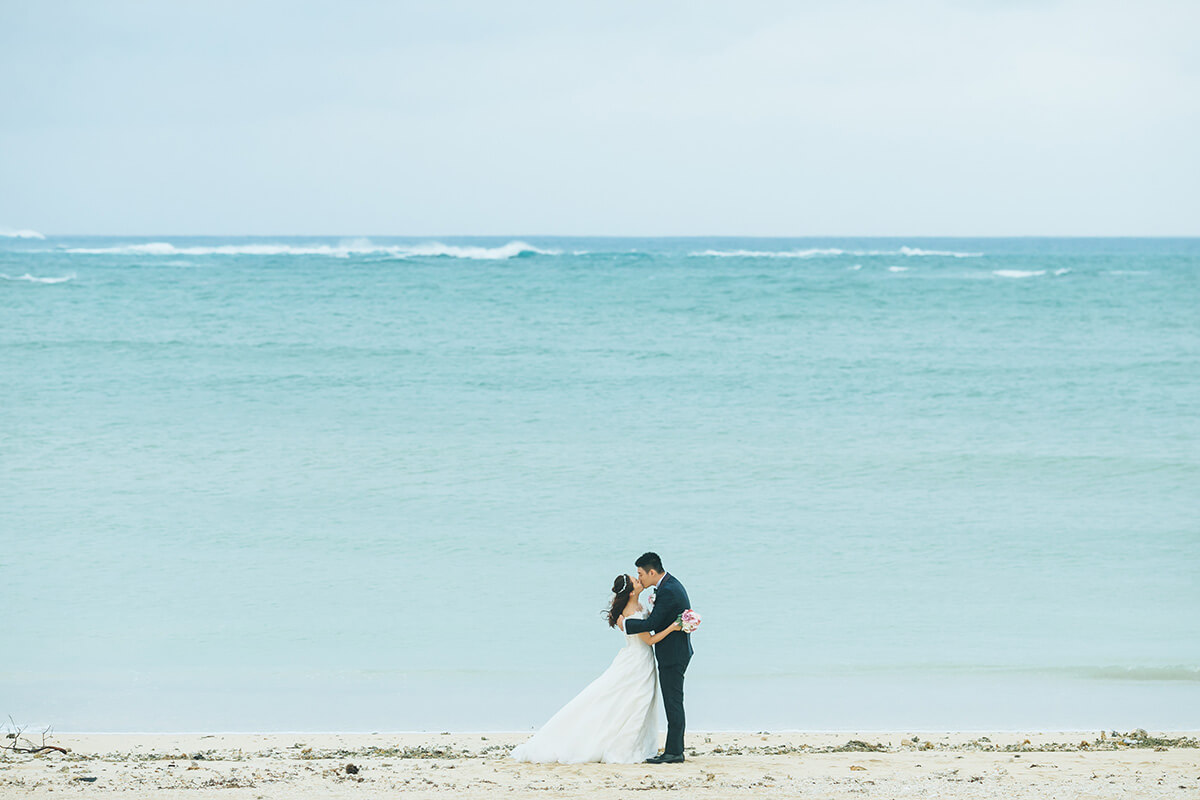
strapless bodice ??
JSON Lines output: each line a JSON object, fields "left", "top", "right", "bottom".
{"left": 623, "top": 607, "right": 652, "bottom": 648}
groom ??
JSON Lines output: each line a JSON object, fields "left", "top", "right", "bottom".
{"left": 620, "top": 552, "right": 693, "bottom": 764}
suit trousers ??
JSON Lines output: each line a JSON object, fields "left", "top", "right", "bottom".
{"left": 658, "top": 659, "right": 689, "bottom": 755}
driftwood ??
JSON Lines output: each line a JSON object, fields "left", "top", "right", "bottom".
{"left": 3, "top": 717, "right": 69, "bottom": 756}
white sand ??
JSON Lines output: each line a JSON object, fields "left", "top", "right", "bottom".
{"left": 2, "top": 730, "right": 1198, "bottom": 798}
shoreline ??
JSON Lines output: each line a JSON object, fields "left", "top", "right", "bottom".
{"left": 4, "top": 730, "right": 1197, "bottom": 798}
{"left": 20, "top": 726, "right": 1200, "bottom": 736}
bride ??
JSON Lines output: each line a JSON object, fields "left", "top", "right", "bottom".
{"left": 511, "top": 573, "right": 682, "bottom": 763}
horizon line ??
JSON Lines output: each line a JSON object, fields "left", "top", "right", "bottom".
{"left": 8, "top": 233, "right": 1200, "bottom": 240}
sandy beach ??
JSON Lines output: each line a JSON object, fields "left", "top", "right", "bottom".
{"left": 3, "top": 729, "right": 1197, "bottom": 798}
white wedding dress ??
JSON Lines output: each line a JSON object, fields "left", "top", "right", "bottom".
{"left": 512, "top": 607, "right": 661, "bottom": 763}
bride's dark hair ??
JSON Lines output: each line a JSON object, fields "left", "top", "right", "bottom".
{"left": 606, "top": 574, "right": 634, "bottom": 628}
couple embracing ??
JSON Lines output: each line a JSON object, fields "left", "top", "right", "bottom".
{"left": 512, "top": 552, "right": 694, "bottom": 764}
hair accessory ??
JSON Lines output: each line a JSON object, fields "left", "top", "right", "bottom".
{"left": 617, "top": 575, "right": 629, "bottom": 593}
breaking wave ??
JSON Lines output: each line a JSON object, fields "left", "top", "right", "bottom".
{"left": 691, "top": 246, "right": 983, "bottom": 258}
{"left": 689, "top": 248, "right": 849, "bottom": 258}
{"left": 384, "top": 241, "right": 562, "bottom": 260}
{"left": 0, "top": 228, "right": 46, "bottom": 239}
{"left": 60, "top": 240, "right": 559, "bottom": 260}
{"left": 1, "top": 272, "right": 74, "bottom": 284}
{"left": 898, "top": 246, "right": 982, "bottom": 258}
{"left": 993, "top": 269, "right": 1046, "bottom": 278}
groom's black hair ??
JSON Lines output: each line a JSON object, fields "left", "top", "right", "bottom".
{"left": 635, "top": 552, "right": 664, "bottom": 573}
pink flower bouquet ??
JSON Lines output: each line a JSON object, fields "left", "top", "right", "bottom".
{"left": 677, "top": 609, "right": 701, "bottom": 633}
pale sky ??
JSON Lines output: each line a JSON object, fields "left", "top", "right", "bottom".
{"left": 2, "top": 0, "right": 1197, "bottom": 236}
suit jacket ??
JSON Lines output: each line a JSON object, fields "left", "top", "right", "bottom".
{"left": 623, "top": 573, "right": 694, "bottom": 667}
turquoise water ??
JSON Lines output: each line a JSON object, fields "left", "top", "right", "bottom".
{"left": 3, "top": 236, "right": 1198, "bottom": 731}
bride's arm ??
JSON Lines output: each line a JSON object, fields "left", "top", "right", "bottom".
{"left": 638, "top": 620, "right": 681, "bottom": 645}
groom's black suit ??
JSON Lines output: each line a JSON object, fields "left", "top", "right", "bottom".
{"left": 623, "top": 573, "right": 693, "bottom": 757}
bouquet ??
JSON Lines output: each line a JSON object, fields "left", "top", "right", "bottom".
{"left": 676, "top": 609, "right": 701, "bottom": 634}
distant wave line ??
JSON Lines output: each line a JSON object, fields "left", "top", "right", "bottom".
{"left": 690, "top": 246, "right": 983, "bottom": 258}
{"left": 993, "top": 269, "right": 1047, "bottom": 278}
{"left": 707, "top": 664, "right": 1200, "bottom": 682}
{"left": 1079, "top": 665, "right": 1200, "bottom": 682}
{"left": 0, "top": 228, "right": 46, "bottom": 239}
{"left": 56, "top": 240, "right": 560, "bottom": 260}
{"left": 690, "top": 247, "right": 849, "bottom": 258}
{"left": 0, "top": 272, "right": 74, "bottom": 284}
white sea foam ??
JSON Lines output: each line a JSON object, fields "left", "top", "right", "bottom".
{"left": 0, "top": 227, "right": 46, "bottom": 239}
{"left": 1, "top": 272, "right": 74, "bottom": 284}
{"left": 899, "top": 246, "right": 982, "bottom": 258}
{"left": 1082, "top": 665, "right": 1200, "bottom": 682}
{"left": 993, "top": 269, "right": 1046, "bottom": 278}
{"left": 60, "top": 240, "right": 560, "bottom": 260}
{"left": 1054, "top": 268, "right": 1072, "bottom": 276}
{"left": 848, "top": 264, "right": 863, "bottom": 271}
{"left": 888, "top": 266, "right": 909, "bottom": 272}
{"left": 691, "top": 246, "right": 983, "bottom": 258}
{"left": 390, "top": 241, "right": 561, "bottom": 260}
{"left": 689, "top": 248, "right": 847, "bottom": 258}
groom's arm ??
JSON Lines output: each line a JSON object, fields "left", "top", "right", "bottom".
{"left": 623, "top": 586, "right": 679, "bottom": 635}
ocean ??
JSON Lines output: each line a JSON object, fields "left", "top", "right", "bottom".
{"left": 2, "top": 235, "right": 1198, "bottom": 732}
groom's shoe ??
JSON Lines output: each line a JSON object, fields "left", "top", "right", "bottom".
{"left": 645, "top": 753, "right": 685, "bottom": 764}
